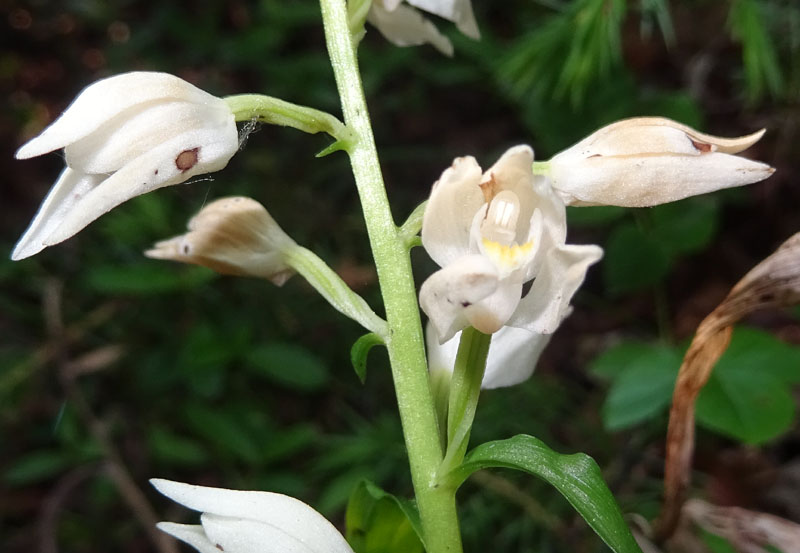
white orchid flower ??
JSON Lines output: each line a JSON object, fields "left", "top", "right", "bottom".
{"left": 420, "top": 145, "right": 603, "bottom": 344}
{"left": 427, "top": 322, "right": 551, "bottom": 389}
{"left": 145, "top": 196, "right": 297, "bottom": 285}
{"left": 12, "top": 71, "right": 238, "bottom": 260}
{"left": 548, "top": 117, "right": 775, "bottom": 207}
{"left": 152, "top": 479, "right": 355, "bottom": 553}
{"left": 367, "top": 0, "right": 479, "bottom": 56}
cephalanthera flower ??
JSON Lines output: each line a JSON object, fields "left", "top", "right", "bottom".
{"left": 368, "top": 0, "right": 479, "bottom": 56}
{"left": 12, "top": 71, "right": 238, "bottom": 260}
{"left": 427, "top": 322, "right": 551, "bottom": 389}
{"left": 145, "top": 196, "right": 296, "bottom": 285}
{"left": 549, "top": 117, "right": 775, "bottom": 207}
{"left": 152, "top": 479, "right": 354, "bottom": 553}
{"left": 420, "top": 145, "right": 603, "bottom": 344}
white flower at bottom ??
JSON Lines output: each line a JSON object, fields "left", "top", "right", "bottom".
{"left": 12, "top": 71, "right": 238, "bottom": 260}
{"left": 420, "top": 145, "right": 603, "bottom": 343}
{"left": 152, "top": 479, "right": 355, "bottom": 553}
{"left": 427, "top": 322, "right": 551, "bottom": 389}
{"left": 367, "top": 0, "right": 479, "bottom": 56}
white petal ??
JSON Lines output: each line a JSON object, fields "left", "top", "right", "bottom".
{"left": 157, "top": 523, "right": 222, "bottom": 553}
{"left": 481, "top": 145, "right": 538, "bottom": 239}
{"left": 11, "top": 168, "right": 103, "bottom": 260}
{"left": 65, "top": 100, "right": 232, "bottom": 174}
{"left": 464, "top": 271, "right": 523, "bottom": 335}
{"left": 427, "top": 325, "right": 550, "bottom": 389}
{"left": 551, "top": 152, "right": 775, "bottom": 207}
{"left": 151, "top": 480, "right": 353, "bottom": 553}
{"left": 420, "top": 254, "right": 499, "bottom": 343}
{"left": 201, "top": 514, "right": 325, "bottom": 553}
{"left": 421, "top": 155, "right": 484, "bottom": 266}
{"left": 367, "top": 2, "right": 454, "bottom": 56}
{"left": 44, "top": 118, "right": 238, "bottom": 249}
{"left": 16, "top": 72, "right": 222, "bottom": 159}
{"left": 481, "top": 326, "right": 551, "bottom": 389}
{"left": 508, "top": 244, "right": 603, "bottom": 333}
{"left": 406, "top": 0, "right": 480, "bottom": 38}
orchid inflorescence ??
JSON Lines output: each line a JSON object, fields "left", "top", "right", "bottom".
{"left": 11, "top": 2, "right": 776, "bottom": 551}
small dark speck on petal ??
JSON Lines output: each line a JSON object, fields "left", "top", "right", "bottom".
{"left": 461, "top": 301, "right": 472, "bottom": 307}
{"left": 215, "top": 545, "right": 224, "bottom": 551}
{"left": 154, "top": 169, "right": 159, "bottom": 175}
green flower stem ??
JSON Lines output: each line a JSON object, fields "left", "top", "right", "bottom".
{"left": 532, "top": 160, "right": 552, "bottom": 176}
{"left": 224, "top": 94, "right": 352, "bottom": 143}
{"left": 283, "top": 245, "right": 388, "bottom": 337}
{"left": 318, "top": 1, "right": 463, "bottom": 551}
{"left": 440, "top": 327, "right": 491, "bottom": 476}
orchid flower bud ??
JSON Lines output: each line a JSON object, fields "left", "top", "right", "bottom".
{"left": 152, "top": 479, "right": 355, "bottom": 553}
{"left": 420, "top": 145, "right": 603, "bottom": 343}
{"left": 145, "top": 196, "right": 296, "bottom": 285}
{"left": 426, "top": 322, "right": 551, "bottom": 389}
{"left": 548, "top": 117, "right": 775, "bottom": 207}
{"left": 12, "top": 72, "right": 238, "bottom": 260}
{"left": 367, "top": 0, "right": 479, "bottom": 56}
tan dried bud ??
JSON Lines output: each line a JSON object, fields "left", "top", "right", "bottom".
{"left": 145, "top": 196, "right": 296, "bottom": 285}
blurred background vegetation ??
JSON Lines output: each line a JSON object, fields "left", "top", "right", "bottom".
{"left": 1, "top": 0, "right": 799, "bottom": 551}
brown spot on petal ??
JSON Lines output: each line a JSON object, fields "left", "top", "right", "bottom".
{"left": 175, "top": 148, "right": 199, "bottom": 172}
{"left": 479, "top": 172, "right": 500, "bottom": 204}
{"left": 215, "top": 544, "right": 224, "bottom": 551}
{"left": 690, "top": 139, "right": 712, "bottom": 153}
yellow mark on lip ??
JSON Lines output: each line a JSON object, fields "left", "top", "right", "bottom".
{"left": 481, "top": 238, "right": 534, "bottom": 270}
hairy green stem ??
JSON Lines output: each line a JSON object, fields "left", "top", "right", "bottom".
{"left": 225, "top": 94, "right": 351, "bottom": 142}
{"left": 318, "top": 1, "right": 463, "bottom": 551}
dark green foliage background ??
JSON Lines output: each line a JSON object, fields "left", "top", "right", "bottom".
{"left": 1, "top": 1, "right": 799, "bottom": 552}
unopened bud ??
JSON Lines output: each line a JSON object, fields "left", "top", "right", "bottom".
{"left": 145, "top": 196, "right": 296, "bottom": 285}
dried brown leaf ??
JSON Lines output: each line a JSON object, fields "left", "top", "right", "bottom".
{"left": 656, "top": 232, "right": 800, "bottom": 540}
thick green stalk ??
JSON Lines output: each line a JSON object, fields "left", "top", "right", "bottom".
{"left": 318, "top": 1, "right": 463, "bottom": 551}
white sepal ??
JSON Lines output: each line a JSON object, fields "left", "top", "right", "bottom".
{"left": 367, "top": 1, "right": 454, "bottom": 55}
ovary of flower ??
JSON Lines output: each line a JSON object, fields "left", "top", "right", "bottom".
{"left": 367, "top": 0, "right": 479, "bottom": 56}
{"left": 548, "top": 117, "right": 775, "bottom": 207}
{"left": 12, "top": 71, "right": 238, "bottom": 261}
{"left": 426, "top": 322, "right": 551, "bottom": 389}
{"left": 152, "top": 479, "right": 355, "bottom": 553}
{"left": 420, "top": 145, "right": 603, "bottom": 343}
{"left": 145, "top": 196, "right": 297, "bottom": 285}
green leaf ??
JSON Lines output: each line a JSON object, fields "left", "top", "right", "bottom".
{"left": 445, "top": 435, "right": 642, "bottom": 553}
{"left": 603, "top": 223, "right": 671, "bottom": 295}
{"left": 601, "top": 346, "right": 681, "bottom": 431}
{"left": 589, "top": 341, "right": 668, "bottom": 380}
{"left": 147, "top": 426, "right": 209, "bottom": 467}
{"left": 3, "top": 450, "right": 73, "bottom": 486}
{"left": 245, "top": 343, "right": 329, "bottom": 392}
{"left": 350, "top": 333, "right": 385, "bottom": 384}
{"left": 567, "top": 206, "right": 628, "bottom": 227}
{"left": 717, "top": 327, "right": 800, "bottom": 384}
{"left": 182, "top": 404, "right": 262, "bottom": 463}
{"left": 86, "top": 264, "right": 214, "bottom": 295}
{"left": 650, "top": 198, "right": 719, "bottom": 256}
{"left": 696, "top": 363, "right": 795, "bottom": 445}
{"left": 345, "top": 480, "right": 424, "bottom": 553}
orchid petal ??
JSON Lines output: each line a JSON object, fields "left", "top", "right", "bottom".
{"left": 422, "top": 155, "right": 484, "bottom": 266}
{"left": 151, "top": 480, "right": 353, "bottom": 553}
{"left": 406, "top": 0, "right": 480, "bottom": 38}
{"left": 157, "top": 523, "right": 222, "bottom": 553}
{"left": 508, "top": 244, "right": 603, "bottom": 333}
{"left": 420, "top": 254, "right": 499, "bottom": 343}
{"left": 43, "top": 120, "right": 237, "bottom": 250}
{"left": 481, "top": 326, "right": 551, "bottom": 389}
{"left": 16, "top": 72, "right": 221, "bottom": 159}
{"left": 201, "top": 514, "right": 319, "bottom": 553}
{"left": 11, "top": 168, "right": 102, "bottom": 260}
{"left": 367, "top": 2, "right": 454, "bottom": 56}
{"left": 464, "top": 270, "right": 523, "bottom": 335}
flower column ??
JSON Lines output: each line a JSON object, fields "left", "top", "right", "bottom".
{"left": 319, "top": 1, "right": 464, "bottom": 552}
